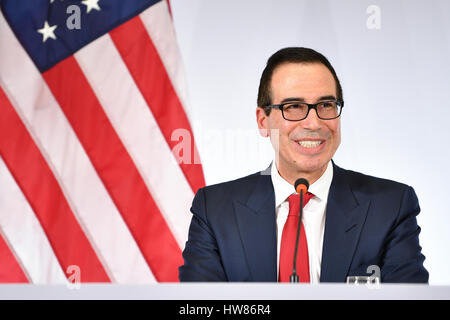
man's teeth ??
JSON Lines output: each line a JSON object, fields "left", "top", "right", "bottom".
{"left": 298, "top": 140, "right": 322, "bottom": 148}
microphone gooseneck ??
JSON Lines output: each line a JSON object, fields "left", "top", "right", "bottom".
{"left": 290, "top": 178, "right": 309, "bottom": 283}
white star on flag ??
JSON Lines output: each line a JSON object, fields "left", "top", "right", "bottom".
{"left": 37, "top": 21, "right": 57, "bottom": 43}
{"left": 81, "top": 0, "right": 101, "bottom": 13}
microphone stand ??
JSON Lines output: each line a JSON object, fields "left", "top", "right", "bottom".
{"left": 290, "top": 189, "right": 303, "bottom": 283}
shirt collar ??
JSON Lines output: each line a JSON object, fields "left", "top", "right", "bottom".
{"left": 271, "top": 160, "right": 334, "bottom": 207}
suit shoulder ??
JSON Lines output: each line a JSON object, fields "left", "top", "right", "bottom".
{"left": 191, "top": 171, "right": 268, "bottom": 222}
{"left": 200, "top": 171, "right": 262, "bottom": 198}
{"left": 337, "top": 165, "right": 412, "bottom": 195}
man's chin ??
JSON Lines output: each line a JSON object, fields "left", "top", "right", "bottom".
{"left": 291, "top": 160, "right": 328, "bottom": 177}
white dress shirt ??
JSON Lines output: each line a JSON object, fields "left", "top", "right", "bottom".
{"left": 271, "top": 160, "right": 333, "bottom": 283}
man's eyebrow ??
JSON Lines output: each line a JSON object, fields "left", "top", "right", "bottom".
{"left": 280, "top": 95, "right": 337, "bottom": 104}
{"left": 318, "top": 95, "right": 337, "bottom": 101}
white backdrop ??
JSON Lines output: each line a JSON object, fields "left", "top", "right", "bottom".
{"left": 170, "top": 0, "right": 450, "bottom": 284}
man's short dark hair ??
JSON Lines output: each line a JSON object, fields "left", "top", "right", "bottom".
{"left": 257, "top": 47, "right": 343, "bottom": 115}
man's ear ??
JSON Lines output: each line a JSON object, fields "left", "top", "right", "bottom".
{"left": 256, "top": 107, "right": 269, "bottom": 137}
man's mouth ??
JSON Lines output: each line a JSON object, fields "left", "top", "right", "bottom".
{"left": 297, "top": 140, "right": 324, "bottom": 148}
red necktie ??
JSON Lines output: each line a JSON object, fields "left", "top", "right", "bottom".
{"left": 279, "top": 192, "right": 314, "bottom": 282}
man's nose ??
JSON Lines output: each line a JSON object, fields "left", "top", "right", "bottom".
{"left": 300, "top": 108, "right": 322, "bottom": 130}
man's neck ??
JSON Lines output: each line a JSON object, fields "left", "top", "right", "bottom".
{"left": 276, "top": 161, "right": 329, "bottom": 186}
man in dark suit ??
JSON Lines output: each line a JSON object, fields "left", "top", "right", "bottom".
{"left": 179, "top": 47, "right": 428, "bottom": 283}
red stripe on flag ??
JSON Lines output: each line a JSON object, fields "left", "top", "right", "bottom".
{"left": 109, "top": 16, "right": 205, "bottom": 194}
{"left": 0, "top": 232, "right": 28, "bottom": 283}
{"left": 166, "top": 0, "right": 172, "bottom": 18}
{"left": 43, "top": 57, "right": 183, "bottom": 282}
{"left": 0, "top": 86, "right": 110, "bottom": 282}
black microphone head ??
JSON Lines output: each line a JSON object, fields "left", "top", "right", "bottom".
{"left": 294, "top": 178, "right": 309, "bottom": 194}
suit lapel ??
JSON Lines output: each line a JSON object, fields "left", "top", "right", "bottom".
{"left": 320, "top": 163, "right": 371, "bottom": 282}
{"left": 233, "top": 169, "right": 277, "bottom": 281}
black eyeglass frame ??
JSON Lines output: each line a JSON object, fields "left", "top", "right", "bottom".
{"left": 265, "top": 100, "right": 344, "bottom": 121}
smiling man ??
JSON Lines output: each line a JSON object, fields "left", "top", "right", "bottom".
{"left": 179, "top": 47, "right": 428, "bottom": 283}
{"left": 257, "top": 61, "right": 341, "bottom": 186}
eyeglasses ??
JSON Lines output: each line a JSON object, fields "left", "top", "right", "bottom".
{"left": 265, "top": 100, "right": 344, "bottom": 121}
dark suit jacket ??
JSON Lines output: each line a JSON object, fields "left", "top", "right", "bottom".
{"left": 179, "top": 162, "right": 429, "bottom": 283}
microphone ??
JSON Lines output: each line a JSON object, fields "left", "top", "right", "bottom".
{"left": 290, "top": 178, "right": 309, "bottom": 283}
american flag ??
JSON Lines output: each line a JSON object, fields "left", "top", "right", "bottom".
{"left": 0, "top": 0, "right": 205, "bottom": 283}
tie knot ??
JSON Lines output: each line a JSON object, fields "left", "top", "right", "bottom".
{"left": 287, "top": 192, "right": 314, "bottom": 216}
